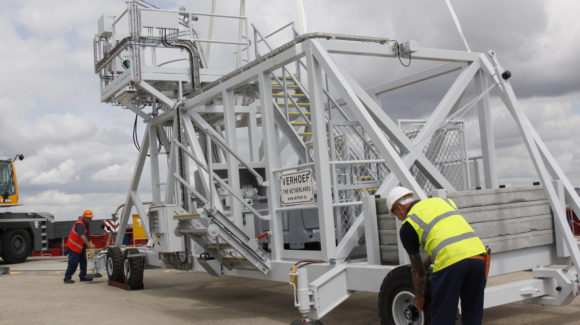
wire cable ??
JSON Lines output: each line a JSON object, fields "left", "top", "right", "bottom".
{"left": 395, "top": 41, "right": 412, "bottom": 67}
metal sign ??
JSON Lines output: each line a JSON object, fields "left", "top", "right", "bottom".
{"left": 280, "top": 169, "right": 314, "bottom": 205}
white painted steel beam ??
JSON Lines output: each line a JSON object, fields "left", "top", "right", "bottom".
{"left": 258, "top": 71, "right": 283, "bottom": 260}
{"left": 148, "top": 124, "right": 162, "bottom": 204}
{"left": 115, "top": 127, "right": 150, "bottom": 247}
{"left": 130, "top": 190, "right": 152, "bottom": 239}
{"left": 475, "top": 69, "right": 498, "bottom": 189}
{"left": 182, "top": 112, "right": 222, "bottom": 209}
{"left": 363, "top": 195, "right": 381, "bottom": 265}
{"left": 367, "top": 62, "right": 464, "bottom": 96}
{"left": 223, "top": 89, "right": 244, "bottom": 232}
{"left": 484, "top": 278, "right": 555, "bottom": 309}
{"left": 138, "top": 80, "right": 176, "bottom": 109}
{"left": 306, "top": 46, "right": 337, "bottom": 259}
{"left": 183, "top": 44, "right": 305, "bottom": 109}
{"left": 413, "top": 60, "right": 480, "bottom": 149}
{"left": 248, "top": 104, "right": 259, "bottom": 162}
{"left": 492, "top": 57, "right": 580, "bottom": 273}
{"left": 341, "top": 71, "right": 456, "bottom": 192}
{"left": 123, "top": 101, "right": 151, "bottom": 121}
{"left": 309, "top": 265, "right": 350, "bottom": 320}
{"left": 319, "top": 40, "right": 479, "bottom": 62}
{"left": 309, "top": 40, "right": 426, "bottom": 198}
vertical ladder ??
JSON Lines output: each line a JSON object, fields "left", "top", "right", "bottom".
{"left": 40, "top": 219, "right": 49, "bottom": 256}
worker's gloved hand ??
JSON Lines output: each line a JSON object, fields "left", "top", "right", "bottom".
{"left": 88, "top": 242, "right": 96, "bottom": 249}
{"left": 414, "top": 295, "right": 425, "bottom": 312}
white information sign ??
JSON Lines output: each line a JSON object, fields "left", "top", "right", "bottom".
{"left": 280, "top": 169, "right": 314, "bottom": 205}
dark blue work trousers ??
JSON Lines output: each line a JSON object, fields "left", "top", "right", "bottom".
{"left": 431, "top": 258, "right": 486, "bottom": 325}
{"left": 64, "top": 248, "right": 87, "bottom": 280}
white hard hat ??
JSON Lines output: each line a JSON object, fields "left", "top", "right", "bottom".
{"left": 386, "top": 186, "right": 414, "bottom": 216}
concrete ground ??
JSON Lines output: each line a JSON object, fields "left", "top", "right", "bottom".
{"left": 1, "top": 257, "right": 580, "bottom": 325}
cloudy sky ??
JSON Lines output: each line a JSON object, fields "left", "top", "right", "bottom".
{"left": 1, "top": 0, "right": 579, "bottom": 221}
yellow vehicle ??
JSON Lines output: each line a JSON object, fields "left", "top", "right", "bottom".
{"left": 0, "top": 154, "right": 54, "bottom": 263}
{"left": 0, "top": 155, "right": 22, "bottom": 207}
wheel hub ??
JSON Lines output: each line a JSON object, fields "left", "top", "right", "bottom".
{"left": 404, "top": 305, "right": 420, "bottom": 321}
{"left": 107, "top": 256, "right": 114, "bottom": 276}
{"left": 124, "top": 258, "right": 131, "bottom": 280}
{"left": 392, "top": 290, "right": 423, "bottom": 325}
{"left": 12, "top": 236, "right": 23, "bottom": 251}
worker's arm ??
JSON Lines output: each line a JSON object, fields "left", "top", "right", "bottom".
{"left": 409, "top": 252, "right": 426, "bottom": 311}
{"left": 422, "top": 255, "right": 432, "bottom": 268}
{"left": 80, "top": 235, "right": 96, "bottom": 249}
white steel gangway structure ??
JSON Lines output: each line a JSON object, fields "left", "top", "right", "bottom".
{"left": 92, "top": 2, "right": 580, "bottom": 323}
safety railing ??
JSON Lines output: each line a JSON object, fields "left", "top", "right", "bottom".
{"left": 172, "top": 138, "right": 268, "bottom": 221}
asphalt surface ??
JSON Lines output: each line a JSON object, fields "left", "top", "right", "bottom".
{"left": 1, "top": 257, "right": 580, "bottom": 325}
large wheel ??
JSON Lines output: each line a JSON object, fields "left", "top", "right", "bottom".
{"left": 1, "top": 229, "right": 31, "bottom": 263}
{"left": 378, "top": 265, "right": 431, "bottom": 325}
{"left": 106, "top": 247, "right": 124, "bottom": 282}
{"left": 123, "top": 248, "right": 144, "bottom": 290}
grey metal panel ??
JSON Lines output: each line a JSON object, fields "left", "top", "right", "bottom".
{"left": 379, "top": 245, "right": 399, "bottom": 264}
{"left": 471, "top": 214, "right": 553, "bottom": 239}
{"left": 460, "top": 201, "right": 551, "bottom": 223}
{"left": 448, "top": 186, "right": 546, "bottom": 208}
{"left": 378, "top": 230, "right": 398, "bottom": 245}
{"left": 482, "top": 230, "right": 554, "bottom": 254}
{"left": 377, "top": 217, "right": 395, "bottom": 230}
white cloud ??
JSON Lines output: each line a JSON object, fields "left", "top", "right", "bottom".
{"left": 92, "top": 162, "right": 134, "bottom": 182}
{"left": 28, "top": 159, "right": 79, "bottom": 185}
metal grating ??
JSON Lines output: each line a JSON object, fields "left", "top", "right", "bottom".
{"left": 402, "top": 121, "right": 468, "bottom": 192}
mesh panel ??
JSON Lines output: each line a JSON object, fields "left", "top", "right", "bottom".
{"left": 402, "top": 121, "right": 468, "bottom": 191}
{"left": 330, "top": 122, "right": 389, "bottom": 238}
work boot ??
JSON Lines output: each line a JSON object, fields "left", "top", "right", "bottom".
{"left": 63, "top": 279, "right": 74, "bottom": 284}
{"left": 79, "top": 277, "right": 93, "bottom": 282}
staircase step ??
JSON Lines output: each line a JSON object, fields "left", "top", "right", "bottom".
{"left": 276, "top": 102, "right": 310, "bottom": 106}
{"left": 272, "top": 84, "right": 298, "bottom": 88}
{"left": 287, "top": 112, "right": 310, "bottom": 115}
{"left": 291, "top": 122, "right": 308, "bottom": 125}
{"left": 271, "top": 76, "right": 295, "bottom": 80}
{"left": 173, "top": 213, "right": 201, "bottom": 220}
{"left": 272, "top": 93, "right": 305, "bottom": 97}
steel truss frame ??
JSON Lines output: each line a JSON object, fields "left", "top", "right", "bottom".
{"left": 98, "top": 3, "right": 580, "bottom": 321}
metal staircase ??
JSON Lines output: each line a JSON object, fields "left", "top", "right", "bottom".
{"left": 175, "top": 207, "right": 271, "bottom": 274}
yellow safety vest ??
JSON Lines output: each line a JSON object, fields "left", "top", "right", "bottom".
{"left": 403, "top": 197, "right": 486, "bottom": 272}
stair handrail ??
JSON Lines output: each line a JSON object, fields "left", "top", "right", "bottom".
{"left": 172, "top": 139, "right": 268, "bottom": 221}
{"left": 202, "top": 128, "right": 264, "bottom": 185}
{"left": 252, "top": 24, "right": 311, "bottom": 102}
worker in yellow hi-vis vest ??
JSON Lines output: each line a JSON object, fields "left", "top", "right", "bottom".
{"left": 387, "top": 186, "right": 490, "bottom": 325}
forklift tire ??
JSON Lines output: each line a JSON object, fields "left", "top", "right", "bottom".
{"left": 123, "top": 248, "right": 144, "bottom": 290}
{"left": 106, "top": 247, "right": 124, "bottom": 282}
{"left": 1, "top": 229, "right": 31, "bottom": 264}
{"left": 378, "top": 265, "right": 431, "bottom": 325}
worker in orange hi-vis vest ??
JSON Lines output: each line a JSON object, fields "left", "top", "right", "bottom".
{"left": 63, "top": 210, "right": 96, "bottom": 284}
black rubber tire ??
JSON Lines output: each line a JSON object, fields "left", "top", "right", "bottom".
{"left": 378, "top": 265, "right": 431, "bottom": 325}
{"left": 1, "top": 229, "right": 31, "bottom": 263}
{"left": 106, "top": 247, "right": 124, "bottom": 282}
{"left": 123, "top": 248, "right": 144, "bottom": 290}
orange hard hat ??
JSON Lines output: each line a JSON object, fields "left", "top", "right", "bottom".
{"left": 82, "top": 210, "right": 94, "bottom": 219}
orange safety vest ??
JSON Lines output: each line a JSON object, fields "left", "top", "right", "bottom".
{"left": 66, "top": 219, "right": 89, "bottom": 254}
